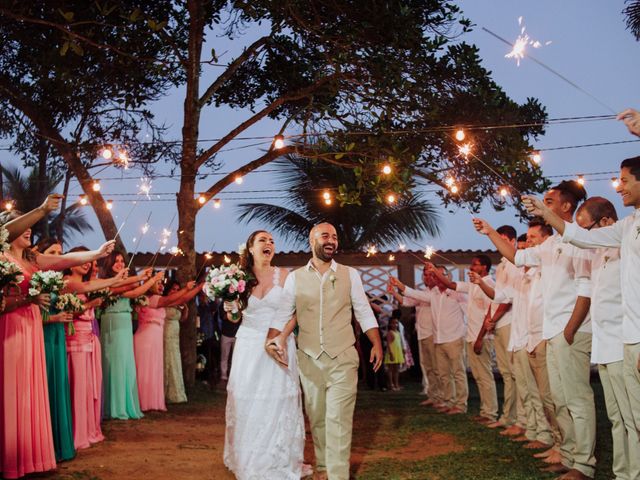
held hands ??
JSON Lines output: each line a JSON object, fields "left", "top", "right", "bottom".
{"left": 31, "top": 293, "right": 51, "bottom": 309}
{"left": 617, "top": 108, "right": 640, "bottom": 137}
{"left": 40, "top": 194, "right": 64, "bottom": 213}
{"left": 265, "top": 334, "right": 288, "bottom": 366}
{"left": 521, "top": 195, "right": 546, "bottom": 217}
{"left": 50, "top": 312, "right": 74, "bottom": 323}
{"left": 97, "top": 240, "right": 116, "bottom": 258}
{"left": 471, "top": 218, "right": 493, "bottom": 236}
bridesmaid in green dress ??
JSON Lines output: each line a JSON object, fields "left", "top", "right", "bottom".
{"left": 98, "top": 251, "right": 162, "bottom": 419}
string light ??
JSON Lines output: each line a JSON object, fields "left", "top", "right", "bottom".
{"left": 531, "top": 152, "right": 542, "bottom": 164}
{"left": 4, "top": 201, "right": 13, "bottom": 211}
{"left": 213, "top": 199, "right": 221, "bottom": 209}
{"left": 455, "top": 129, "right": 466, "bottom": 141}
{"left": 105, "top": 200, "right": 113, "bottom": 210}
{"left": 577, "top": 175, "right": 585, "bottom": 186}
{"left": 445, "top": 176, "right": 455, "bottom": 187}
{"left": 499, "top": 187, "right": 509, "bottom": 197}
{"left": 324, "top": 198, "right": 332, "bottom": 206}
{"left": 234, "top": 175, "right": 244, "bottom": 185}
{"left": 92, "top": 180, "right": 101, "bottom": 192}
{"left": 450, "top": 185, "right": 459, "bottom": 194}
{"left": 611, "top": 177, "right": 620, "bottom": 189}
{"left": 386, "top": 193, "right": 396, "bottom": 204}
{"left": 388, "top": 254, "right": 395, "bottom": 261}
{"left": 197, "top": 194, "right": 206, "bottom": 205}
{"left": 101, "top": 147, "right": 113, "bottom": 160}
{"left": 322, "top": 190, "right": 331, "bottom": 200}
{"left": 79, "top": 195, "right": 88, "bottom": 206}
{"left": 273, "top": 135, "right": 285, "bottom": 149}
{"left": 382, "top": 164, "right": 392, "bottom": 175}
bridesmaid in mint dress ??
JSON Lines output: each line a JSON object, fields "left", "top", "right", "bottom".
{"left": 98, "top": 251, "right": 162, "bottom": 419}
{"left": 36, "top": 239, "right": 75, "bottom": 462}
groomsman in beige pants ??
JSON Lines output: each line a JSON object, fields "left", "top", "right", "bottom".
{"left": 267, "top": 223, "right": 383, "bottom": 480}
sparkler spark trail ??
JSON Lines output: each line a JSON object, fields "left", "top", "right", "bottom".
{"left": 127, "top": 211, "right": 153, "bottom": 269}
{"left": 137, "top": 177, "right": 153, "bottom": 199}
{"left": 504, "top": 16, "right": 551, "bottom": 66}
{"left": 365, "top": 245, "right": 378, "bottom": 258}
{"left": 114, "top": 201, "right": 138, "bottom": 241}
{"left": 482, "top": 25, "right": 616, "bottom": 114}
{"left": 149, "top": 212, "right": 177, "bottom": 269}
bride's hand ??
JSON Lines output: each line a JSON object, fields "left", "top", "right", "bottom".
{"left": 265, "top": 334, "right": 288, "bottom": 367}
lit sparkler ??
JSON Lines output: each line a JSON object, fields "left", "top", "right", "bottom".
{"left": 504, "top": 17, "right": 551, "bottom": 66}
{"left": 127, "top": 211, "right": 153, "bottom": 269}
{"left": 137, "top": 177, "right": 152, "bottom": 199}
{"left": 366, "top": 245, "right": 378, "bottom": 258}
{"left": 424, "top": 245, "right": 435, "bottom": 260}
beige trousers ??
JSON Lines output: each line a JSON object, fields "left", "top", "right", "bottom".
{"left": 599, "top": 361, "right": 640, "bottom": 480}
{"left": 623, "top": 342, "right": 640, "bottom": 435}
{"left": 419, "top": 336, "right": 441, "bottom": 401}
{"left": 467, "top": 339, "right": 498, "bottom": 421}
{"left": 527, "top": 340, "right": 562, "bottom": 447}
{"left": 513, "top": 348, "right": 553, "bottom": 444}
{"left": 494, "top": 324, "right": 517, "bottom": 426}
{"left": 435, "top": 337, "right": 468, "bottom": 410}
{"left": 298, "top": 347, "right": 359, "bottom": 480}
{"left": 547, "top": 332, "right": 596, "bottom": 477}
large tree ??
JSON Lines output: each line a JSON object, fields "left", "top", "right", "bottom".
{"left": 0, "top": 1, "right": 548, "bottom": 386}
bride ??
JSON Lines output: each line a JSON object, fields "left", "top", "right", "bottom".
{"left": 223, "top": 230, "right": 307, "bottom": 479}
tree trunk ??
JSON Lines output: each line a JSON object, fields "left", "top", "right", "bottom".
{"left": 177, "top": 0, "right": 205, "bottom": 389}
{"left": 56, "top": 169, "right": 72, "bottom": 244}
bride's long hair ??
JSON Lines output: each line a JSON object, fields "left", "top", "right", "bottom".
{"left": 237, "top": 230, "right": 267, "bottom": 311}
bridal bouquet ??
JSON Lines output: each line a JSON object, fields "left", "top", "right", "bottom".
{"left": 29, "top": 270, "right": 66, "bottom": 322}
{"left": 54, "top": 293, "right": 84, "bottom": 335}
{"left": 0, "top": 260, "right": 23, "bottom": 291}
{"left": 0, "top": 226, "right": 9, "bottom": 254}
{"left": 203, "top": 263, "right": 249, "bottom": 321}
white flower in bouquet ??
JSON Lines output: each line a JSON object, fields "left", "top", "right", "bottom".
{"left": 0, "top": 260, "right": 24, "bottom": 290}
{"left": 29, "top": 287, "right": 41, "bottom": 297}
{"left": 131, "top": 295, "right": 149, "bottom": 307}
{"left": 55, "top": 293, "right": 85, "bottom": 313}
{"left": 203, "top": 263, "right": 251, "bottom": 321}
{"left": 30, "top": 270, "right": 66, "bottom": 294}
{"left": 0, "top": 226, "right": 9, "bottom": 254}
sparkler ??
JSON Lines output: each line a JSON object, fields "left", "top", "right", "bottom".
{"left": 148, "top": 212, "right": 177, "bottom": 269}
{"left": 365, "top": 245, "right": 378, "bottom": 258}
{"left": 195, "top": 241, "right": 217, "bottom": 280}
{"left": 137, "top": 177, "right": 152, "bottom": 199}
{"left": 410, "top": 240, "right": 461, "bottom": 268}
{"left": 504, "top": 17, "right": 551, "bottom": 66}
{"left": 482, "top": 23, "right": 616, "bottom": 114}
{"left": 127, "top": 211, "right": 153, "bottom": 269}
{"left": 114, "top": 201, "right": 139, "bottom": 241}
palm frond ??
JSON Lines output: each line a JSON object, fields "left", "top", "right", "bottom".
{"left": 236, "top": 203, "right": 314, "bottom": 247}
{"left": 624, "top": 0, "right": 640, "bottom": 40}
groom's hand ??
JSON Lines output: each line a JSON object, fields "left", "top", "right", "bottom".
{"left": 366, "top": 328, "right": 384, "bottom": 372}
{"left": 265, "top": 330, "right": 288, "bottom": 366}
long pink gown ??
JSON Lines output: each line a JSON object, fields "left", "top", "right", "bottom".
{"left": 66, "top": 294, "right": 104, "bottom": 449}
{"left": 133, "top": 296, "right": 167, "bottom": 412}
{"left": 0, "top": 254, "right": 56, "bottom": 478}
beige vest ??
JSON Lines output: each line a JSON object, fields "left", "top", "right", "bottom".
{"left": 295, "top": 263, "right": 354, "bottom": 359}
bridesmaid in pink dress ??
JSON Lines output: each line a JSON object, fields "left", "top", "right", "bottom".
{"left": 63, "top": 247, "right": 125, "bottom": 449}
{"left": 0, "top": 221, "right": 114, "bottom": 479}
{"left": 133, "top": 279, "right": 202, "bottom": 412}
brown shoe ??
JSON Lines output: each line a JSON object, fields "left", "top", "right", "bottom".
{"left": 534, "top": 446, "right": 557, "bottom": 458}
{"left": 446, "top": 407, "right": 465, "bottom": 415}
{"left": 557, "top": 468, "right": 593, "bottom": 480}
{"left": 524, "top": 441, "right": 552, "bottom": 450}
{"left": 539, "top": 463, "right": 570, "bottom": 474}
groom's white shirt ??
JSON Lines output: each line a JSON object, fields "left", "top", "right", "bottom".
{"left": 269, "top": 259, "right": 378, "bottom": 338}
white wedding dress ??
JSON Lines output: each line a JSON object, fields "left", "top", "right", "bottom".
{"left": 223, "top": 269, "right": 305, "bottom": 480}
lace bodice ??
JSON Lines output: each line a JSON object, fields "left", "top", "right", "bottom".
{"left": 239, "top": 268, "right": 282, "bottom": 334}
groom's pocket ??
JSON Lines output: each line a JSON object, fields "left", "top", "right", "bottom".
{"left": 342, "top": 346, "right": 360, "bottom": 368}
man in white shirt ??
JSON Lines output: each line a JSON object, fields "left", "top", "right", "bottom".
{"left": 475, "top": 180, "right": 595, "bottom": 479}
{"left": 389, "top": 266, "right": 468, "bottom": 414}
{"left": 429, "top": 255, "right": 499, "bottom": 423}
{"left": 266, "top": 223, "right": 383, "bottom": 480}
{"left": 387, "top": 266, "right": 441, "bottom": 404}
{"left": 525, "top": 183, "right": 640, "bottom": 479}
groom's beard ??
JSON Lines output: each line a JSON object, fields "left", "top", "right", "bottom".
{"left": 314, "top": 241, "right": 336, "bottom": 262}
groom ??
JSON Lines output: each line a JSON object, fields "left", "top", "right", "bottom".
{"left": 267, "top": 222, "right": 383, "bottom": 480}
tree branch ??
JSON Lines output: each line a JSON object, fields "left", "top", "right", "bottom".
{"left": 195, "top": 72, "right": 345, "bottom": 169}
{"left": 198, "top": 35, "right": 269, "bottom": 107}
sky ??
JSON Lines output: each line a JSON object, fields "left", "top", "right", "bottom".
{"left": 4, "top": 0, "right": 640, "bottom": 255}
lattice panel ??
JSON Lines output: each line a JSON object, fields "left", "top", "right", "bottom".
{"left": 355, "top": 266, "right": 398, "bottom": 304}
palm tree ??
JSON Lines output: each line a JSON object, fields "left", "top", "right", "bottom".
{"left": 236, "top": 157, "right": 440, "bottom": 251}
{"left": 1, "top": 164, "right": 93, "bottom": 244}
{"left": 624, "top": 0, "right": 640, "bottom": 40}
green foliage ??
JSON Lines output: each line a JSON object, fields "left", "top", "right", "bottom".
{"left": 0, "top": 164, "right": 93, "bottom": 243}
{"left": 624, "top": 0, "right": 640, "bottom": 40}
{"left": 236, "top": 155, "right": 441, "bottom": 251}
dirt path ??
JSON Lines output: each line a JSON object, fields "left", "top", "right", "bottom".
{"left": 51, "top": 391, "right": 463, "bottom": 479}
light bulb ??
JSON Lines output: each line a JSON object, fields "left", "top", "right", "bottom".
{"left": 324, "top": 198, "right": 332, "bottom": 206}
{"left": 611, "top": 177, "right": 620, "bottom": 189}
{"left": 213, "top": 199, "right": 221, "bottom": 209}
{"left": 455, "top": 129, "right": 465, "bottom": 141}
{"left": 273, "top": 135, "right": 285, "bottom": 149}
{"left": 386, "top": 193, "right": 396, "bottom": 204}
{"left": 451, "top": 185, "right": 459, "bottom": 194}
{"left": 577, "top": 175, "right": 585, "bottom": 186}
{"left": 79, "top": 195, "right": 88, "bottom": 206}
{"left": 500, "top": 187, "right": 508, "bottom": 197}
{"left": 235, "top": 175, "right": 243, "bottom": 185}
{"left": 92, "top": 181, "right": 101, "bottom": 192}
{"left": 4, "top": 201, "right": 13, "bottom": 211}
{"left": 531, "top": 152, "right": 541, "bottom": 164}
{"left": 197, "top": 195, "right": 206, "bottom": 205}
{"left": 322, "top": 190, "right": 331, "bottom": 200}
{"left": 101, "top": 147, "right": 113, "bottom": 160}
{"left": 382, "top": 164, "right": 392, "bottom": 175}
{"left": 106, "top": 200, "right": 113, "bottom": 210}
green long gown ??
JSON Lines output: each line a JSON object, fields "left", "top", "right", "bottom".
{"left": 43, "top": 321, "right": 76, "bottom": 461}
{"left": 100, "top": 298, "right": 143, "bottom": 420}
